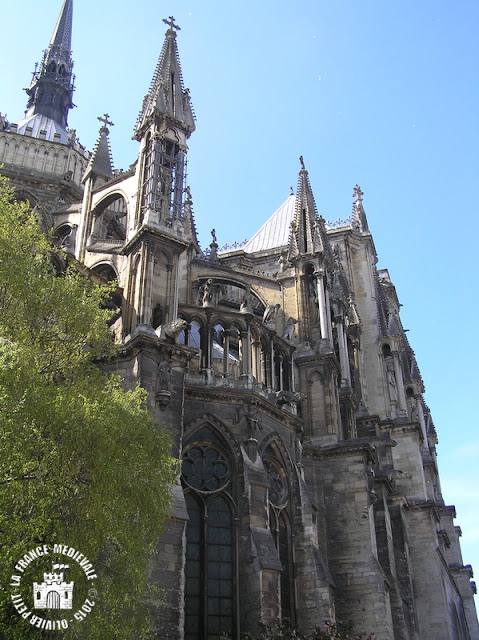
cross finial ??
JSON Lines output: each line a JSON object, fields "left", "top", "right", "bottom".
{"left": 163, "top": 16, "right": 180, "bottom": 32}
{"left": 353, "top": 184, "right": 363, "bottom": 203}
{"left": 299, "top": 155, "right": 306, "bottom": 171}
{"left": 98, "top": 113, "right": 114, "bottom": 130}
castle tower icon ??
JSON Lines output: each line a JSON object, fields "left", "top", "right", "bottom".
{"left": 33, "top": 564, "right": 74, "bottom": 610}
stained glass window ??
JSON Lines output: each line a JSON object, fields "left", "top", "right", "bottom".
{"left": 183, "top": 439, "right": 235, "bottom": 639}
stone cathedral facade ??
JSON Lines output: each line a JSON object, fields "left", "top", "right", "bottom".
{"left": 1, "top": 3, "right": 478, "bottom": 639}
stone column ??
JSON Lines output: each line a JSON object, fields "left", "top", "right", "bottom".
{"left": 270, "top": 337, "right": 276, "bottom": 390}
{"left": 223, "top": 329, "right": 231, "bottom": 378}
{"left": 148, "top": 134, "right": 161, "bottom": 211}
{"left": 325, "top": 286, "right": 333, "bottom": 343}
{"left": 278, "top": 354, "right": 284, "bottom": 392}
{"left": 137, "top": 242, "right": 152, "bottom": 325}
{"left": 241, "top": 325, "right": 252, "bottom": 383}
{"left": 314, "top": 269, "right": 329, "bottom": 340}
{"left": 335, "top": 314, "right": 351, "bottom": 387}
{"left": 252, "top": 340, "right": 261, "bottom": 383}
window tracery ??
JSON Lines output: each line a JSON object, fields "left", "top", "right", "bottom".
{"left": 263, "top": 444, "right": 295, "bottom": 623}
{"left": 182, "top": 429, "right": 236, "bottom": 639}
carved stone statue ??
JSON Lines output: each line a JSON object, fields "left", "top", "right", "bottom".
{"left": 240, "top": 285, "right": 253, "bottom": 313}
{"left": 156, "top": 358, "right": 172, "bottom": 409}
{"left": 386, "top": 363, "right": 398, "bottom": 403}
{"left": 155, "top": 318, "right": 188, "bottom": 343}
{"left": 282, "top": 317, "right": 297, "bottom": 341}
{"left": 60, "top": 225, "right": 77, "bottom": 254}
{"left": 209, "top": 229, "right": 218, "bottom": 262}
{"left": 262, "top": 303, "right": 280, "bottom": 326}
{"left": 157, "top": 359, "right": 172, "bottom": 392}
{"left": 202, "top": 278, "right": 214, "bottom": 306}
{"left": 245, "top": 407, "right": 261, "bottom": 439}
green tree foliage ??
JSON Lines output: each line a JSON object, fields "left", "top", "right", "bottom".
{"left": 0, "top": 177, "right": 176, "bottom": 639}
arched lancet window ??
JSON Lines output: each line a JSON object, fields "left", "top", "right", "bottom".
{"left": 178, "top": 320, "right": 202, "bottom": 372}
{"left": 182, "top": 428, "right": 236, "bottom": 640}
{"left": 92, "top": 263, "right": 122, "bottom": 324}
{"left": 263, "top": 444, "right": 295, "bottom": 624}
{"left": 260, "top": 337, "right": 270, "bottom": 389}
{"left": 211, "top": 324, "right": 241, "bottom": 380}
{"left": 274, "top": 347, "right": 290, "bottom": 392}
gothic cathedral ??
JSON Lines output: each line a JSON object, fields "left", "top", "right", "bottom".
{"left": 0, "top": 2, "right": 477, "bottom": 639}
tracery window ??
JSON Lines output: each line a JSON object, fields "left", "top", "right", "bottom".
{"left": 263, "top": 446, "right": 295, "bottom": 624}
{"left": 182, "top": 428, "right": 236, "bottom": 640}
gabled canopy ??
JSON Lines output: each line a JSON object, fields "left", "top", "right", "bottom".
{"left": 83, "top": 115, "right": 114, "bottom": 182}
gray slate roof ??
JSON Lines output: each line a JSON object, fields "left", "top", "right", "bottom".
{"left": 15, "top": 113, "right": 69, "bottom": 144}
{"left": 242, "top": 194, "right": 295, "bottom": 253}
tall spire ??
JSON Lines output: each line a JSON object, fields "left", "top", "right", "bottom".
{"left": 134, "top": 17, "right": 195, "bottom": 227}
{"left": 134, "top": 16, "right": 195, "bottom": 139}
{"left": 288, "top": 157, "right": 323, "bottom": 258}
{"left": 23, "top": 0, "right": 75, "bottom": 132}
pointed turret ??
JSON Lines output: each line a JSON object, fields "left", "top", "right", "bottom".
{"left": 18, "top": 1, "right": 74, "bottom": 140}
{"left": 134, "top": 16, "right": 195, "bottom": 139}
{"left": 288, "top": 157, "right": 324, "bottom": 258}
{"left": 183, "top": 186, "right": 201, "bottom": 252}
{"left": 134, "top": 17, "right": 195, "bottom": 227}
{"left": 351, "top": 184, "right": 369, "bottom": 233}
{"left": 83, "top": 114, "right": 114, "bottom": 182}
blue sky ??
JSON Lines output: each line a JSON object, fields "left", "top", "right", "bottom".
{"left": 2, "top": 0, "right": 478, "bottom": 605}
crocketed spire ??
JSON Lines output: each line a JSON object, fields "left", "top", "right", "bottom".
{"left": 83, "top": 114, "right": 114, "bottom": 182}
{"left": 134, "top": 16, "right": 195, "bottom": 139}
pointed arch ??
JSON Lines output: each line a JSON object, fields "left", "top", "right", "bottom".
{"left": 91, "top": 261, "right": 118, "bottom": 282}
{"left": 259, "top": 433, "right": 296, "bottom": 624}
{"left": 182, "top": 415, "right": 238, "bottom": 639}
{"left": 90, "top": 192, "right": 128, "bottom": 243}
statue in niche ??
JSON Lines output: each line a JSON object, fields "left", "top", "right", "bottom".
{"left": 282, "top": 317, "right": 297, "bottom": 341}
{"left": 156, "top": 358, "right": 172, "bottom": 409}
{"left": 408, "top": 394, "right": 419, "bottom": 422}
{"left": 262, "top": 303, "right": 280, "bottom": 327}
{"left": 307, "top": 271, "right": 317, "bottom": 300}
{"left": 158, "top": 359, "right": 171, "bottom": 391}
{"left": 386, "top": 361, "right": 398, "bottom": 403}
